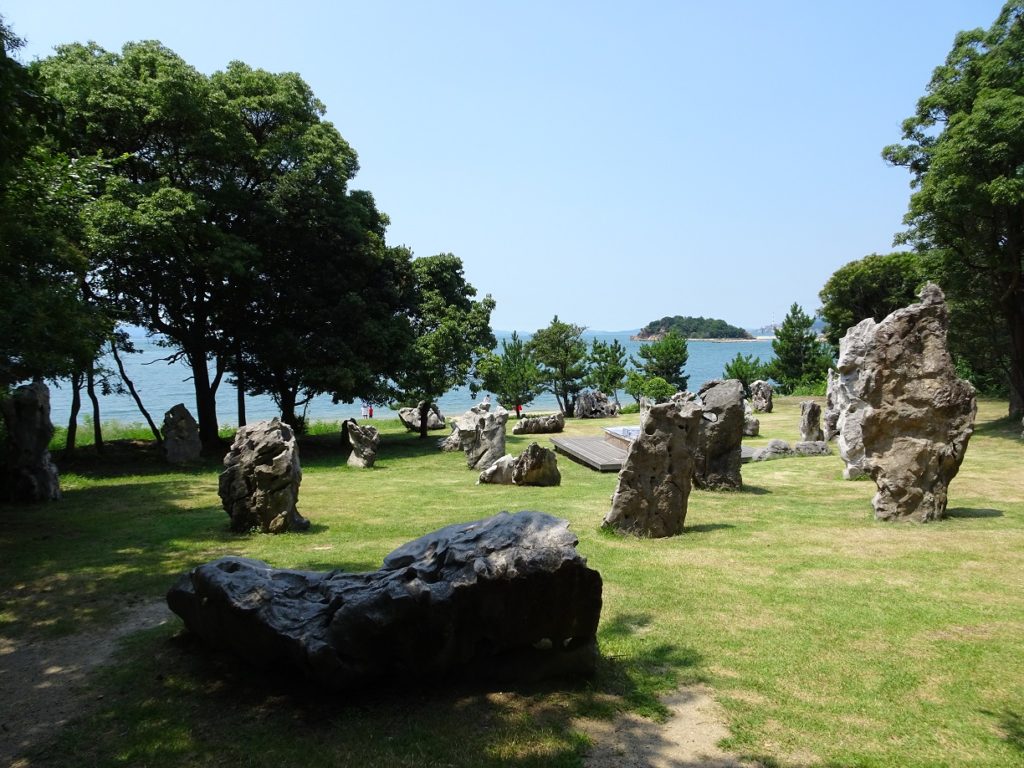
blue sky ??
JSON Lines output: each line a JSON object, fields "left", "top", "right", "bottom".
{"left": 3, "top": 1, "right": 1002, "bottom": 332}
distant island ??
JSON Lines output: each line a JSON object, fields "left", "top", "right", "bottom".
{"left": 632, "top": 315, "right": 754, "bottom": 341}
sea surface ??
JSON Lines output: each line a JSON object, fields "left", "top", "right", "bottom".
{"left": 45, "top": 329, "right": 775, "bottom": 429}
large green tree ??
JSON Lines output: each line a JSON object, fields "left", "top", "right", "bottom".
{"left": 766, "top": 303, "right": 832, "bottom": 394}
{"left": 883, "top": 1, "right": 1024, "bottom": 415}
{"left": 632, "top": 330, "right": 689, "bottom": 391}
{"left": 527, "top": 317, "right": 587, "bottom": 415}
{"left": 818, "top": 252, "right": 927, "bottom": 349}
{"left": 395, "top": 254, "right": 495, "bottom": 438}
{"left": 475, "top": 332, "right": 544, "bottom": 417}
{"left": 587, "top": 338, "right": 628, "bottom": 405}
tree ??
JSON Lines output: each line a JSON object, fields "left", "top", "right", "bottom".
{"left": 395, "top": 253, "right": 495, "bottom": 438}
{"left": 818, "top": 252, "right": 928, "bottom": 349}
{"left": 587, "top": 338, "right": 628, "bottom": 405}
{"left": 632, "top": 330, "right": 689, "bottom": 391}
{"left": 766, "top": 303, "right": 833, "bottom": 394}
{"left": 475, "top": 332, "right": 544, "bottom": 416}
{"left": 527, "top": 317, "right": 587, "bottom": 415}
{"left": 722, "top": 353, "right": 769, "bottom": 396}
{"left": 882, "top": 1, "right": 1024, "bottom": 415}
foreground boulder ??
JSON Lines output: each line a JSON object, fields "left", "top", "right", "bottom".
{"left": 161, "top": 403, "right": 201, "bottom": 464}
{"left": 574, "top": 390, "right": 619, "bottom": 419}
{"left": 750, "top": 380, "right": 773, "bottom": 413}
{"left": 0, "top": 381, "right": 60, "bottom": 503}
{"left": 167, "top": 511, "right": 603, "bottom": 688}
{"left": 512, "top": 412, "right": 565, "bottom": 435}
{"left": 218, "top": 418, "right": 309, "bottom": 533}
{"left": 398, "top": 402, "right": 446, "bottom": 432}
{"left": 346, "top": 423, "right": 380, "bottom": 468}
{"left": 836, "top": 284, "right": 976, "bottom": 522}
{"left": 604, "top": 400, "right": 703, "bottom": 537}
{"left": 800, "top": 401, "right": 825, "bottom": 442}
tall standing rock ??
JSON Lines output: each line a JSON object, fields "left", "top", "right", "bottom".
{"left": 799, "top": 401, "right": 825, "bottom": 443}
{"left": 453, "top": 406, "right": 509, "bottom": 471}
{"left": 603, "top": 400, "right": 703, "bottom": 537}
{"left": 823, "top": 369, "right": 840, "bottom": 441}
{"left": 750, "top": 380, "right": 773, "bottom": 413}
{"left": 682, "top": 379, "right": 744, "bottom": 491}
{"left": 836, "top": 284, "right": 976, "bottom": 522}
{"left": 161, "top": 403, "right": 201, "bottom": 464}
{"left": 1, "top": 381, "right": 60, "bottom": 503}
{"left": 346, "top": 423, "right": 381, "bottom": 468}
{"left": 219, "top": 418, "right": 309, "bottom": 533}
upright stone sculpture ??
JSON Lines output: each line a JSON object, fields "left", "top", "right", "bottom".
{"left": 603, "top": 400, "right": 703, "bottom": 537}
{"left": 684, "top": 379, "right": 744, "bottom": 490}
{"left": 823, "top": 369, "right": 840, "bottom": 441}
{"left": 167, "top": 511, "right": 603, "bottom": 689}
{"left": 799, "top": 401, "right": 825, "bottom": 443}
{"left": 398, "top": 402, "right": 446, "bottom": 432}
{"left": 836, "top": 284, "right": 976, "bottom": 522}
{"left": 743, "top": 400, "right": 760, "bottom": 437}
{"left": 511, "top": 443, "right": 561, "bottom": 487}
{"left": 512, "top": 412, "right": 565, "bottom": 435}
{"left": 574, "top": 390, "right": 619, "bottom": 419}
{"left": 1, "top": 381, "right": 60, "bottom": 503}
{"left": 346, "top": 423, "right": 380, "bottom": 468}
{"left": 750, "top": 380, "right": 773, "bottom": 413}
{"left": 161, "top": 403, "right": 201, "bottom": 464}
{"left": 219, "top": 418, "right": 309, "bottom": 533}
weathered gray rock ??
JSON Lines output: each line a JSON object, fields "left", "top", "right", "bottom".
{"left": 800, "top": 401, "right": 825, "bottom": 443}
{"left": 574, "top": 390, "right": 619, "bottom": 419}
{"left": 689, "top": 379, "right": 744, "bottom": 490}
{"left": 603, "top": 400, "right": 703, "bottom": 537}
{"left": 794, "top": 441, "right": 832, "bottom": 457}
{"left": 835, "top": 284, "right": 976, "bottom": 522}
{"left": 166, "top": 510, "right": 603, "bottom": 689}
{"left": 451, "top": 406, "right": 509, "bottom": 471}
{"left": 161, "top": 403, "right": 201, "bottom": 464}
{"left": 512, "top": 412, "right": 565, "bottom": 435}
{"left": 750, "top": 439, "right": 794, "bottom": 462}
{"left": 750, "top": 380, "right": 773, "bottom": 413}
{"left": 1, "top": 381, "right": 60, "bottom": 503}
{"left": 398, "top": 402, "right": 446, "bottom": 432}
{"left": 218, "top": 418, "right": 309, "bottom": 533}
{"left": 824, "top": 369, "right": 840, "bottom": 441}
{"left": 346, "top": 423, "right": 380, "bottom": 468}
{"left": 743, "top": 400, "right": 760, "bottom": 437}
{"left": 477, "top": 454, "right": 516, "bottom": 484}
{"left": 511, "top": 443, "right": 561, "bottom": 487}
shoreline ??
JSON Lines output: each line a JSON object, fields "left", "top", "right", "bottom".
{"left": 630, "top": 336, "right": 774, "bottom": 342}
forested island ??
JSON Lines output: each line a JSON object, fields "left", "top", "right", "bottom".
{"left": 632, "top": 316, "right": 753, "bottom": 340}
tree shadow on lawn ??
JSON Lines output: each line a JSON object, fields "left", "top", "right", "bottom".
{"left": 56, "top": 438, "right": 227, "bottom": 479}
{"left": 972, "top": 414, "right": 1024, "bottom": 442}
{"left": 945, "top": 507, "right": 1004, "bottom": 519}
{"left": 982, "top": 708, "right": 1024, "bottom": 755}
{"left": 32, "top": 609, "right": 705, "bottom": 768}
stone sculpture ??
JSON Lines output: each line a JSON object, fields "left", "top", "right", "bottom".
{"left": 835, "top": 284, "right": 976, "bottom": 521}
{"left": 603, "top": 400, "right": 703, "bottom": 537}
{"left": 750, "top": 439, "right": 794, "bottom": 462}
{"left": 794, "top": 441, "right": 832, "bottom": 457}
{"left": 398, "top": 402, "right": 446, "bottom": 432}
{"left": 477, "top": 454, "right": 516, "bottom": 484}
{"left": 799, "top": 401, "right": 825, "bottom": 443}
{"left": 511, "top": 443, "right": 561, "bottom": 487}
{"left": 680, "top": 379, "right": 744, "bottom": 490}
{"left": 750, "top": 380, "right": 773, "bottom": 413}
{"left": 452, "top": 406, "right": 509, "bottom": 471}
{"left": 743, "top": 400, "right": 760, "bottom": 437}
{"left": 512, "top": 412, "right": 565, "bottom": 435}
{"left": 574, "top": 390, "right": 619, "bottom": 419}
{"left": 0, "top": 381, "right": 60, "bottom": 503}
{"left": 218, "top": 418, "right": 309, "bottom": 533}
{"left": 167, "top": 510, "right": 603, "bottom": 689}
{"left": 823, "top": 369, "right": 840, "bottom": 441}
{"left": 346, "top": 423, "right": 380, "bottom": 468}
{"left": 161, "top": 403, "right": 201, "bottom": 464}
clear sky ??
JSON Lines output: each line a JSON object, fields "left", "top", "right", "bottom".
{"left": 2, "top": 1, "right": 1003, "bottom": 332}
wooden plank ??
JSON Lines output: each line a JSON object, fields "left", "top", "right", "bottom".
{"left": 550, "top": 436, "right": 627, "bottom": 472}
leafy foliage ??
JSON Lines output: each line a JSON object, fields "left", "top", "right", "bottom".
{"left": 586, "top": 338, "right": 628, "bottom": 404}
{"left": 637, "top": 315, "right": 751, "bottom": 339}
{"left": 527, "top": 316, "right": 588, "bottom": 415}
{"left": 632, "top": 330, "right": 689, "bottom": 391}
{"left": 722, "top": 353, "right": 769, "bottom": 396}
{"left": 882, "top": 1, "right": 1024, "bottom": 413}
{"left": 766, "top": 303, "right": 833, "bottom": 395}
{"left": 475, "top": 332, "right": 544, "bottom": 414}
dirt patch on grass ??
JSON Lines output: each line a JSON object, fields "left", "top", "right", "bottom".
{"left": 574, "top": 684, "right": 753, "bottom": 767}
{"left": 0, "top": 598, "right": 172, "bottom": 766}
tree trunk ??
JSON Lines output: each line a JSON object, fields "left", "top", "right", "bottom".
{"left": 419, "top": 399, "right": 430, "bottom": 439}
{"left": 188, "top": 350, "right": 222, "bottom": 454}
{"left": 279, "top": 388, "right": 298, "bottom": 430}
{"left": 86, "top": 364, "right": 103, "bottom": 453}
{"left": 110, "top": 340, "right": 162, "bottom": 444}
{"left": 65, "top": 370, "right": 83, "bottom": 455}
{"left": 236, "top": 358, "right": 247, "bottom": 428}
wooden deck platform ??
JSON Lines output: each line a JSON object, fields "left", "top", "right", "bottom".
{"left": 550, "top": 436, "right": 627, "bottom": 472}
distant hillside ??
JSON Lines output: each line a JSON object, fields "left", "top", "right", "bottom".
{"left": 633, "top": 316, "right": 753, "bottom": 340}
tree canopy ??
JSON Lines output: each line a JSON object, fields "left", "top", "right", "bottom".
{"left": 632, "top": 330, "right": 689, "bottom": 391}
{"left": 527, "top": 317, "right": 587, "bottom": 415}
{"left": 766, "top": 304, "right": 832, "bottom": 395}
{"left": 883, "top": 0, "right": 1024, "bottom": 414}
{"left": 475, "top": 332, "right": 544, "bottom": 415}
{"left": 636, "top": 315, "right": 751, "bottom": 340}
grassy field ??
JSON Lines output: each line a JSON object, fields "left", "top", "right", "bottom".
{"left": 2, "top": 397, "right": 1022, "bottom": 767}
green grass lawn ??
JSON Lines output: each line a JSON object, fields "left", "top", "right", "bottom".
{"left": 2, "top": 397, "right": 1022, "bottom": 767}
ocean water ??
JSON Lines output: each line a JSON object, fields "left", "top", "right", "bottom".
{"left": 44, "top": 328, "right": 774, "bottom": 429}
